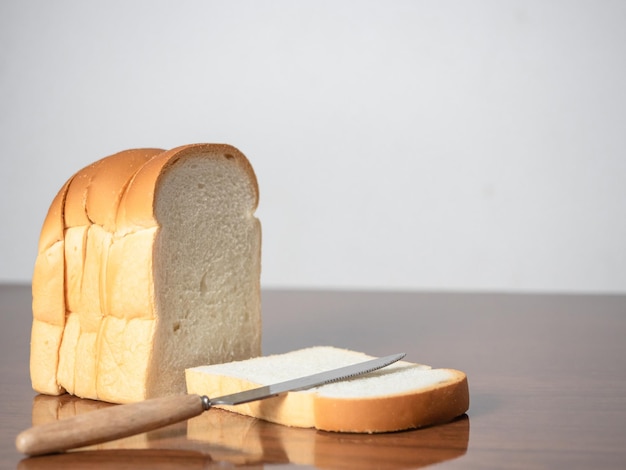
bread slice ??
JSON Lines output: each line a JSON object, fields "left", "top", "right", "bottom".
{"left": 185, "top": 346, "right": 469, "bottom": 433}
{"left": 31, "top": 143, "right": 262, "bottom": 403}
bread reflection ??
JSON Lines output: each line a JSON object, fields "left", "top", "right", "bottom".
{"left": 187, "top": 408, "right": 470, "bottom": 469}
{"left": 25, "top": 393, "right": 469, "bottom": 469}
{"left": 29, "top": 393, "right": 177, "bottom": 452}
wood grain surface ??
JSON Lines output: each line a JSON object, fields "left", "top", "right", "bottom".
{"left": 2, "top": 284, "right": 625, "bottom": 469}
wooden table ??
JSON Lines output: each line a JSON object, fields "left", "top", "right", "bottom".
{"left": 2, "top": 284, "right": 625, "bottom": 469}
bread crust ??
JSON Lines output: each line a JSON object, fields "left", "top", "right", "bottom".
{"left": 37, "top": 143, "right": 257, "bottom": 248}
{"left": 314, "top": 370, "right": 469, "bottom": 433}
{"left": 37, "top": 179, "right": 72, "bottom": 253}
{"left": 64, "top": 160, "right": 102, "bottom": 228}
{"left": 86, "top": 148, "right": 163, "bottom": 231}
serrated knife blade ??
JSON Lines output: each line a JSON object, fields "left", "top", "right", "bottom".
{"left": 209, "top": 352, "right": 407, "bottom": 405}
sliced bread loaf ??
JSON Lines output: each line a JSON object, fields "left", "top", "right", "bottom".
{"left": 31, "top": 143, "right": 262, "bottom": 403}
{"left": 185, "top": 346, "right": 469, "bottom": 433}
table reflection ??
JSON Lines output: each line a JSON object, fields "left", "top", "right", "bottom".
{"left": 19, "top": 394, "right": 469, "bottom": 469}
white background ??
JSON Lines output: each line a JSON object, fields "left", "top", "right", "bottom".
{"left": 1, "top": 1, "right": 625, "bottom": 293}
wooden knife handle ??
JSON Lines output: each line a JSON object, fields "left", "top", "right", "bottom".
{"left": 15, "top": 393, "right": 208, "bottom": 456}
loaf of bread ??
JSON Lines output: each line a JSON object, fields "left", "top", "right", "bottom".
{"left": 30, "top": 143, "right": 262, "bottom": 403}
{"left": 185, "top": 346, "right": 469, "bottom": 433}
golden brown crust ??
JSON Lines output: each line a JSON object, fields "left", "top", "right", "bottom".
{"left": 37, "top": 179, "right": 72, "bottom": 253}
{"left": 64, "top": 160, "right": 102, "bottom": 228}
{"left": 32, "top": 180, "right": 71, "bottom": 324}
{"left": 86, "top": 148, "right": 164, "bottom": 231}
{"left": 314, "top": 370, "right": 469, "bottom": 433}
{"left": 37, "top": 143, "right": 257, "bottom": 254}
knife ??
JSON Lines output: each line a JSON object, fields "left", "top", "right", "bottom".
{"left": 16, "top": 352, "right": 405, "bottom": 456}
